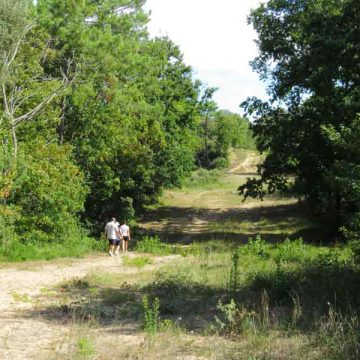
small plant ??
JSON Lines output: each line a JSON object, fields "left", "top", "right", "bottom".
{"left": 142, "top": 295, "right": 160, "bottom": 334}
{"left": 260, "top": 289, "right": 270, "bottom": 329}
{"left": 242, "top": 235, "right": 270, "bottom": 258}
{"left": 77, "top": 337, "right": 95, "bottom": 358}
{"left": 213, "top": 299, "right": 257, "bottom": 336}
{"left": 291, "top": 291, "right": 302, "bottom": 326}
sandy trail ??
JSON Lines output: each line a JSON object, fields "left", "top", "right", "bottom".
{"left": 228, "top": 150, "right": 260, "bottom": 175}
{"left": 139, "top": 151, "right": 265, "bottom": 241}
{"left": 0, "top": 254, "right": 175, "bottom": 359}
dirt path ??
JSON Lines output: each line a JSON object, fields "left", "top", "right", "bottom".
{"left": 139, "top": 151, "right": 267, "bottom": 241}
{"left": 0, "top": 254, "right": 176, "bottom": 359}
{"left": 228, "top": 151, "right": 259, "bottom": 175}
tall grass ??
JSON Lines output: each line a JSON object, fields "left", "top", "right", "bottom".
{"left": 0, "top": 235, "right": 103, "bottom": 262}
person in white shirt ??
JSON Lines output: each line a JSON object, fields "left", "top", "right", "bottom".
{"left": 119, "top": 220, "right": 131, "bottom": 254}
{"left": 104, "top": 217, "right": 121, "bottom": 256}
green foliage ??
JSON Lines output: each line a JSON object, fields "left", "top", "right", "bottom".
{"left": 348, "top": 240, "right": 360, "bottom": 264}
{"left": 35, "top": 1, "right": 203, "bottom": 228}
{"left": 10, "top": 143, "right": 87, "bottom": 244}
{"left": 213, "top": 299, "right": 237, "bottom": 334}
{"left": 77, "top": 337, "right": 95, "bottom": 358}
{"left": 241, "top": 235, "right": 270, "bottom": 259}
{"left": 182, "top": 168, "right": 223, "bottom": 189}
{"left": 135, "top": 235, "right": 171, "bottom": 255}
{"left": 0, "top": 0, "right": 30, "bottom": 61}
{"left": 142, "top": 295, "right": 160, "bottom": 334}
{"left": 240, "top": 0, "right": 360, "bottom": 238}
{"left": 0, "top": 205, "right": 20, "bottom": 253}
{"left": 0, "top": 0, "right": 211, "bottom": 261}
{"left": 275, "top": 238, "right": 305, "bottom": 262}
{"left": 197, "top": 107, "right": 255, "bottom": 170}
{"left": 0, "top": 235, "right": 98, "bottom": 262}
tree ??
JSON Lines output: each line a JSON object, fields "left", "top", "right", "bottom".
{"left": 213, "top": 110, "right": 255, "bottom": 155}
{"left": 36, "top": 0, "right": 204, "bottom": 229}
{"left": 197, "top": 87, "right": 218, "bottom": 168}
{"left": 240, "top": 0, "right": 360, "bottom": 235}
{"left": 0, "top": 1, "right": 88, "bottom": 249}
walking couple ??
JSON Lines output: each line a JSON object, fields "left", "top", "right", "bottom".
{"left": 104, "top": 217, "right": 131, "bottom": 256}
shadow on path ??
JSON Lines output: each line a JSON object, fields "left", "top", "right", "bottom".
{"left": 139, "top": 202, "right": 320, "bottom": 244}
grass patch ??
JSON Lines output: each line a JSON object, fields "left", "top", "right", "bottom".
{"left": 11, "top": 291, "right": 31, "bottom": 302}
{"left": 0, "top": 236, "right": 104, "bottom": 263}
{"left": 123, "top": 255, "right": 153, "bottom": 268}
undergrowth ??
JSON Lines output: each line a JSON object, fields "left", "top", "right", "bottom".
{"left": 22, "top": 235, "right": 360, "bottom": 359}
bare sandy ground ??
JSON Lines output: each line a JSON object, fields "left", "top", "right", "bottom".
{"left": 0, "top": 254, "right": 176, "bottom": 359}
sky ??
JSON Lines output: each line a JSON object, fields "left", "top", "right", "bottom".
{"left": 143, "top": 0, "right": 268, "bottom": 114}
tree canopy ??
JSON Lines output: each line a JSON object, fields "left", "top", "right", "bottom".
{"left": 2, "top": 0, "right": 250, "bottom": 249}
{"left": 241, "top": 0, "right": 360, "bottom": 236}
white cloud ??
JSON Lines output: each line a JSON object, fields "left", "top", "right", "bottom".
{"left": 144, "top": 0, "right": 268, "bottom": 113}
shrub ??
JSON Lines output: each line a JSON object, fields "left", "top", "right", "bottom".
{"left": 274, "top": 237, "right": 305, "bottom": 262}
{"left": 241, "top": 235, "right": 270, "bottom": 258}
{"left": 142, "top": 295, "right": 160, "bottom": 334}
{"left": 212, "top": 299, "right": 257, "bottom": 336}
{"left": 135, "top": 235, "right": 171, "bottom": 255}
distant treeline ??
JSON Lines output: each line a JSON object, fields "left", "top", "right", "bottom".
{"left": 0, "top": 0, "right": 253, "bottom": 256}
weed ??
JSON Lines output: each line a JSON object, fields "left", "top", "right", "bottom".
{"left": 260, "top": 289, "right": 270, "bottom": 329}
{"left": 142, "top": 295, "right": 160, "bottom": 334}
{"left": 291, "top": 291, "right": 302, "bottom": 326}
{"left": 77, "top": 337, "right": 95, "bottom": 358}
{"left": 212, "top": 299, "right": 257, "bottom": 336}
{"left": 242, "top": 235, "right": 270, "bottom": 259}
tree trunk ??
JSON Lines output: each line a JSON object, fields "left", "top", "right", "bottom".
{"left": 11, "top": 122, "right": 17, "bottom": 159}
{"left": 59, "top": 97, "right": 66, "bottom": 145}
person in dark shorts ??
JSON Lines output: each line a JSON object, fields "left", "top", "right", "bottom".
{"left": 120, "top": 220, "right": 131, "bottom": 254}
{"left": 104, "top": 217, "right": 121, "bottom": 256}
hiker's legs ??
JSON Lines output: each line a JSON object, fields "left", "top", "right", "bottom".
{"left": 108, "top": 240, "right": 115, "bottom": 256}
{"left": 114, "top": 240, "right": 120, "bottom": 255}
